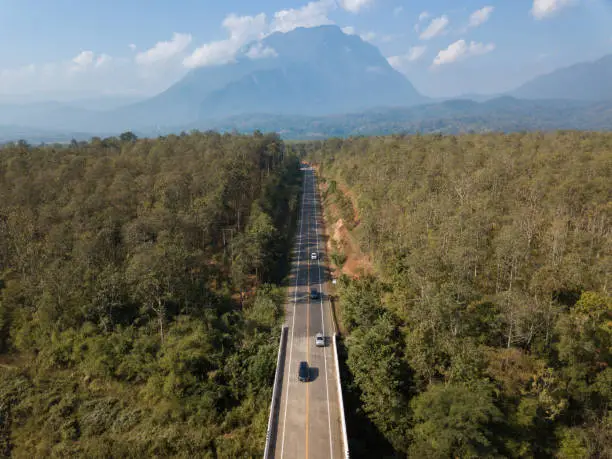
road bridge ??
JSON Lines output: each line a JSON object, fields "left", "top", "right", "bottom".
{"left": 265, "top": 167, "right": 348, "bottom": 459}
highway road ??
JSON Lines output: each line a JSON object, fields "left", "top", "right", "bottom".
{"left": 271, "top": 167, "right": 345, "bottom": 459}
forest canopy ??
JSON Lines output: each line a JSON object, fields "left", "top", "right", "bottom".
{"left": 0, "top": 131, "right": 301, "bottom": 457}
{"left": 304, "top": 131, "right": 611, "bottom": 458}
{"left": 1, "top": 129, "right": 610, "bottom": 458}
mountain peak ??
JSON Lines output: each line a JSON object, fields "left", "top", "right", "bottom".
{"left": 197, "top": 25, "right": 424, "bottom": 119}
{"left": 257, "top": 24, "right": 382, "bottom": 65}
{"left": 509, "top": 53, "right": 612, "bottom": 101}
{"left": 264, "top": 24, "right": 349, "bottom": 43}
{"left": 106, "top": 23, "right": 425, "bottom": 128}
{"left": 271, "top": 24, "right": 345, "bottom": 37}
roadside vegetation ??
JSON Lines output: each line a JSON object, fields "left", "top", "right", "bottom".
{"left": 303, "top": 131, "right": 611, "bottom": 458}
{"left": 0, "top": 131, "right": 301, "bottom": 457}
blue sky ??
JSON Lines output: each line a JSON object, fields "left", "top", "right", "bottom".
{"left": 1, "top": 0, "right": 611, "bottom": 99}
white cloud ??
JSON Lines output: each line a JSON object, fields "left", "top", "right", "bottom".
{"left": 393, "top": 6, "right": 403, "bottom": 16}
{"left": 419, "top": 15, "right": 449, "bottom": 40}
{"left": 341, "top": 26, "right": 375, "bottom": 42}
{"left": 418, "top": 11, "right": 430, "bottom": 22}
{"left": 183, "top": 41, "right": 238, "bottom": 68}
{"left": 245, "top": 42, "right": 278, "bottom": 59}
{"left": 380, "top": 34, "right": 398, "bottom": 43}
{"left": 0, "top": 64, "right": 37, "bottom": 81}
{"left": 469, "top": 6, "right": 494, "bottom": 28}
{"left": 531, "top": 0, "right": 577, "bottom": 19}
{"left": 73, "top": 51, "right": 95, "bottom": 68}
{"left": 387, "top": 45, "right": 427, "bottom": 70}
{"left": 386, "top": 56, "right": 401, "bottom": 68}
{"left": 433, "top": 39, "right": 495, "bottom": 66}
{"left": 271, "top": 0, "right": 335, "bottom": 33}
{"left": 184, "top": 13, "right": 267, "bottom": 68}
{"left": 0, "top": 0, "right": 399, "bottom": 98}
{"left": 360, "top": 31, "right": 376, "bottom": 42}
{"left": 136, "top": 33, "right": 192, "bottom": 65}
{"left": 71, "top": 51, "right": 111, "bottom": 72}
{"left": 185, "top": 0, "right": 365, "bottom": 69}
{"left": 0, "top": 52, "right": 187, "bottom": 98}
{"left": 223, "top": 13, "right": 268, "bottom": 43}
{"left": 339, "top": 0, "right": 375, "bottom": 13}
{"left": 414, "top": 11, "right": 430, "bottom": 32}
{"left": 407, "top": 45, "right": 427, "bottom": 61}
{"left": 95, "top": 54, "right": 112, "bottom": 68}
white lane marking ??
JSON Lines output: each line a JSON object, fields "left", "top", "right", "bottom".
{"left": 312, "top": 170, "right": 334, "bottom": 459}
{"left": 280, "top": 171, "right": 307, "bottom": 459}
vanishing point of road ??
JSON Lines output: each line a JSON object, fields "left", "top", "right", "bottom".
{"left": 270, "top": 166, "right": 345, "bottom": 459}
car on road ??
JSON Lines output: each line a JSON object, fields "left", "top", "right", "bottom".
{"left": 298, "top": 361, "right": 309, "bottom": 382}
{"left": 311, "top": 252, "right": 318, "bottom": 260}
{"left": 315, "top": 333, "right": 325, "bottom": 347}
{"left": 310, "top": 288, "right": 320, "bottom": 300}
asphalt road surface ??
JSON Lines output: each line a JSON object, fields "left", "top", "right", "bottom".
{"left": 271, "top": 167, "right": 344, "bottom": 459}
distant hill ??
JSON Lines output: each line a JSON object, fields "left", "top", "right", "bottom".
{"left": 3, "top": 97, "right": 612, "bottom": 143}
{"left": 0, "top": 95, "right": 143, "bottom": 130}
{"left": 0, "top": 102, "right": 99, "bottom": 132}
{"left": 200, "top": 97, "right": 612, "bottom": 139}
{"left": 510, "top": 54, "right": 612, "bottom": 101}
{"left": 0, "top": 124, "right": 101, "bottom": 145}
{"left": 434, "top": 93, "right": 499, "bottom": 103}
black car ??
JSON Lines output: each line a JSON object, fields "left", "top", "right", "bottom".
{"left": 310, "top": 288, "right": 320, "bottom": 300}
{"left": 298, "top": 361, "right": 309, "bottom": 382}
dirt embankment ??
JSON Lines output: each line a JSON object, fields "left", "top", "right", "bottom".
{"left": 316, "top": 174, "right": 372, "bottom": 280}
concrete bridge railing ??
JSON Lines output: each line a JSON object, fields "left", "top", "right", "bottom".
{"left": 263, "top": 325, "right": 289, "bottom": 459}
{"left": 332, "top": 333, "right": 350, "bottom": 459}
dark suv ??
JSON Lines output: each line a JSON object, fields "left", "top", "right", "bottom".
{"left": 310, "top": 288, "right": 320, "bottom": 300}
{"left": 298, "top": 361, "right": 309, "bottom": 382}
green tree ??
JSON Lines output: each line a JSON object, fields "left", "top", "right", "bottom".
{"left": 409, "top": 382, "right": 502, "bottom": 458}
{"left": 346, "top": 313, "right": 412, "bottom": 452}
{"left": 119, "top": 131, "right": 138, "bottom": 143}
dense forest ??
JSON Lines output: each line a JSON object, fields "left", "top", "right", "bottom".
{"left": 0, "top": 131, "right": 301, "bottom": 457}
{"left": 304, "top": 132, "right": 611, "bottom": 458}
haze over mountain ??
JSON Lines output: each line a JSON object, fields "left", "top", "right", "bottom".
{"left": 189, "top": 96, "right": 612, "bottom": 139}
{"left": 0, "top": 91, "right": 143, "bottom": 106}
{"left": 5, "top": 96, "right": 612, "bottom": 145}
{"left": 1, "top": 27, "right": 612, "bottom": 142}
{"left": 510, "top": 54, "right": 612, "bottom": 101}
{"left": 0, "top": 102, "right": 94, "bottom": 132}
{"left": 198, "top": 26, "right": 426, "bottom": 118}
{"left": 112, "top": 25, "right": 426, "bottom": 129}
{"left": 0, "top": 25, "right": 426, "bottom": 134}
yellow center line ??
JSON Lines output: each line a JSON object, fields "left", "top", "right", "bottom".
{"left": 305, "top": 178, "right": 311, "bottom": 459}
{"left": 306, "top": 299, "right": 310, "bottom": 459}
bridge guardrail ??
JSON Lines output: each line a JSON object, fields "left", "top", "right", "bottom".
{"left": 263, "top": 325, "right": 289, "bottom": 459}
{"left": 332, "top": 333, "right": 350, "bottom": 459}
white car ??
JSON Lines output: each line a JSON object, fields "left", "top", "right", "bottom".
{"left": 315, "top": 333, "right": 325, "bottom": 347}
{"left": 311, "top": 252, "right": 318, "bottom": 260}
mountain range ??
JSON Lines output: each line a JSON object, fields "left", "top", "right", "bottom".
{"left": 202, "top": 97, "right": 612, "bottom": 140}
{"left": 1, "top": 24, "right": 611, "bottom": 142}
{"left": 510, "top": 54, "right": 612, "bottom": 101}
